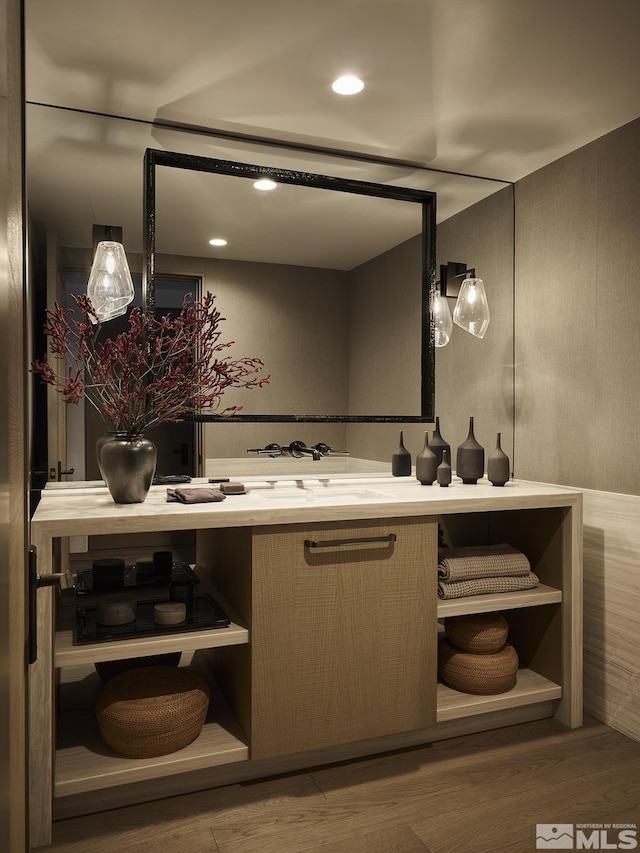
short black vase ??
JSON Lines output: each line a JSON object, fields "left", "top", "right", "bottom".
{"left": 99, "top": 433, "right": 157, "bottom": 504}
{"left": 430, "top": 416, "right": 451, "bottom": 467}
{"left": 456, "top": 417, "right": 484, "bottom": 484}
{"left": 437, "top": 448, "right": 452, "bottom": 487}
{"left": 416, "top": 432, "right": 438, "bottom": 485}
{"left": 392, "top": 430, "right": 412, "bottom": 477}
{"left": 488, "top": 432, "right": 510, "bottom": 486}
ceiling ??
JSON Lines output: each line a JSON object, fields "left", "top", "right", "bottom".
{"left": 24, "top": 0, "right": 640, "bottom": 268}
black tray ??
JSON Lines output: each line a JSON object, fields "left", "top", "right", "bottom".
{"left": 74, "top": 593, "right": 231, "bottom": 645}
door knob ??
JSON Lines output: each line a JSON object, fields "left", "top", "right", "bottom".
{"left": 56, "top": 460, "right": 75, "bottom": 480}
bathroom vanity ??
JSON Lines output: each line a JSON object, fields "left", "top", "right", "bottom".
{"left": 29, "top": 474, "right": 582, "bottom": 848}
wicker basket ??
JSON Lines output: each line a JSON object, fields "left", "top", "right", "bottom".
{"left": 95, "top": 665, "right": 209, "bottom": 758}
{"left": 438, "top": 639, "right": 519, "bottom": 695}
{"left": 444, "top": 612, "right": 509, "bottom": 654}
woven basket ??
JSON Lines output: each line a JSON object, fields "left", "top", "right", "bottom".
{"left": 438, "top": 639, "right": 519, "bottom": 695}
{"left": 444, "top": 612, "right": 509, "bottom": 654}
{"left": 95, "top": 665, "right": 209, "bottom": 758}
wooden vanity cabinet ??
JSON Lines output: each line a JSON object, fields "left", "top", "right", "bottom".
{"left": 248, "top": 516, "right": 437, "bottom": 757}
{"left": 29, "top": 482, "right": 582, "bottom": 849}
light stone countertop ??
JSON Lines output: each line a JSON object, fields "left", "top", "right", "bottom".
{"left": 33, "top": 472, "right": 583, "bottom": 538}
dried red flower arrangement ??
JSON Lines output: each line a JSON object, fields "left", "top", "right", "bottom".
{"left": 31, "top": 293, "right": 269, "bottom": 434}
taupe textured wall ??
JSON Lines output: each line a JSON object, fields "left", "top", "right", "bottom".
{"left": 515, "top": 116, "right": 640, "bottom": 495}
{"left": 346, "top": 189, "right": 515, "bottom": 468}
{"left": 514, "top": 118, "right": 640, "bottom": 741}
{"left": 435, "top": 187, "right": 515, "bottom": 474}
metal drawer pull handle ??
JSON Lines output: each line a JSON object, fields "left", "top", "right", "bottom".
{"left": 304, "top": 533, "right": 397, "bottom": 549}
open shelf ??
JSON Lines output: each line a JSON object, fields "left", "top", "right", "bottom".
{"left": 55, "top": 592, "right": 249, "bottom": 667}
{"left": 437, "top": 584, "right": 562, "bottom": 618}
{"left": 436, "top": 668, "right": 562, "bottom": 722}
{"left": 55, "top": 680, "right": 248, "bottom": 797}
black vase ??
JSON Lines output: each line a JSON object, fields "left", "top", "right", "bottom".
{"left": 456, "top": 417, "right": 485, "bottom": 484}
{"left": 392, "top": 430, "right": 412, "bottom": 477}
{"left": 99, "top": 433, "right": 157, "bottom": 504}
{"left": 437, "top": 448, "right": 452, "bottom": 487}
{"left": 430, "top": 416, "right": 451, "bottom": 467}
{"left": 488, "top": 432, "right": 510, "bottom": 487}
{"left": 96, "top": 432, "right": 116, "bottom": 482}
{"left": 416, "top": 432, "right": 438, "bottom": 485}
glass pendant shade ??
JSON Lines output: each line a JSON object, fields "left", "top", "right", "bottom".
{"left": 433, "top": 291, "right": 453, "bottom": 347}
{"left": 453, "top": 277, "right": 490, "bottom": 339}
{"left": 87, "top": 241, "right": 135, "bottom": 323}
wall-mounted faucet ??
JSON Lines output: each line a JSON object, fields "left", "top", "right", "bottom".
{"left": 288, "top": 440, "right": 321, "bottom": 461}
{"left": 247, "top": 441, "right": 349, "bottom": 461}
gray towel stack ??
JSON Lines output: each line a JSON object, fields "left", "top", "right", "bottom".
{"left": 437, "top": 543, "right": 538, "bottom": 599}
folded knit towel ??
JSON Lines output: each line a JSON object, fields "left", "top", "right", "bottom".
{"left": 438, "top": 572, "right": 539, "bottom": 599}
{"left": 167, "top": 488, "right": 226, "bottom": 504}
{"left": 438, "top": 543, "right": 530, "bottom": 582}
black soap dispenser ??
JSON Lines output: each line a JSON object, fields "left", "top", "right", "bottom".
{"left": 392, "top": 430, "right": 412, "bottom": 476}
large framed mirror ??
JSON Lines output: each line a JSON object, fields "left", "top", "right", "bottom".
{"left": 26, "top": 103, "right": 512, "bottom": 479}
{"left": 144, "top": 148, "right": 437, "bottom": 423}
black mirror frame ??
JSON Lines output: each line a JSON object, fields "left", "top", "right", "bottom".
{"left": 143, "top": 147, "right": 436, "bottom": 423}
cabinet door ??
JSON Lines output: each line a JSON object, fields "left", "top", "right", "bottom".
{"left": 250, "top": 516, "right": 437, "bottom": 759}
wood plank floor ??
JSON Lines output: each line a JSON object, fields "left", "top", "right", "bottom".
{"left": 46, "top": 716, "right": 640, "bottom": 853}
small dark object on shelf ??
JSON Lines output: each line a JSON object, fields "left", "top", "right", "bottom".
{"left": 153, "top": 550, "right": 173, "bottom": 579}
{"left": 153, "top": 474, "right": 192, "bottom": 485}
{"left": 92, "top": 558, "right": 125, "bottom": 591}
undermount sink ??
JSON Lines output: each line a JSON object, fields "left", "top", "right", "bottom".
{"left": 249, "top": 486, "right": 392, "bottom": 503}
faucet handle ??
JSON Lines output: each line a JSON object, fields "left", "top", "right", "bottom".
{"left": 313, "top": 443, "right": 349, "bottom": 457}
{"left": 247, "top": 443, "right": 283, "bottom": 457}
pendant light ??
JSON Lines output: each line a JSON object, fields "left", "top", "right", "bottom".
{"left": 87, "top": 225, "right": 135, "bottom": 323}
{"left": 453, "top": 273, "right": 490, "bottom": 339}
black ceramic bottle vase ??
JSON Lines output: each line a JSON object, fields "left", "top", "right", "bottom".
{"left": 416, "top": 432, "right": 438, "bottom": 485}
{"left": 392, "top": 430, "right": 412, "bottom": 476}
{"left": 488, "top": 431, "right": 510, "bottom": 486}
{"left": 456, "top": 416, "right": 485, "bottom": 484}
{"left": 437, "top": 448, "right": 452, "bottom": 487}
{"left": 429, "top": 416, "right": 451, "bottom": 467}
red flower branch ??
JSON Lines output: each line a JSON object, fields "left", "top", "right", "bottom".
{"left": 31, "top": 293, "right": 269, "bottom": 434}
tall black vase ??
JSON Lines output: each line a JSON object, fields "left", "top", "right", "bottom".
{"left": 430, "top": 416, "right": 450, "bottom": 467}
{"left": 416, "top": 432, "right": 438, "bottom": 485}
{"left": 488, "top": 432, "right": 510, "bottom": 486}
{"left": 456, "top": 417, "right": 484, "bottom": 485}
{"left": 99, "top": 433, "right": 157, "bottom": 504}
{"left": 391, "top": 430, "right": 412, "bottom": 477}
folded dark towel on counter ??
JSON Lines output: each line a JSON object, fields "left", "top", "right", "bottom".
{"left": 438, "top": 543, "right": 530, "bottom": 582}
{"left": 437, "top": 572, "right": 539, "bottom": 599}
{"left": 167, "top": 488, "right": 226, "bottom": 504}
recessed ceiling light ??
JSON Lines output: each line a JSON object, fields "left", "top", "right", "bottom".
{"left": 253, "top": 178, "right": 277, "bottom": 191}
{"left": 209, "top": 238, "right": 227, "bottom": 247}
{"left": 332, "top": 75, "right": 364, "bottom": 95}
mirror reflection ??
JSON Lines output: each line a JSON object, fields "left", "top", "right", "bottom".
{"left": 149, "top": 150, "right": 435, "bottom": 421}
{"left": 26, "top": 103, "right": 514, "bottom": 479}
